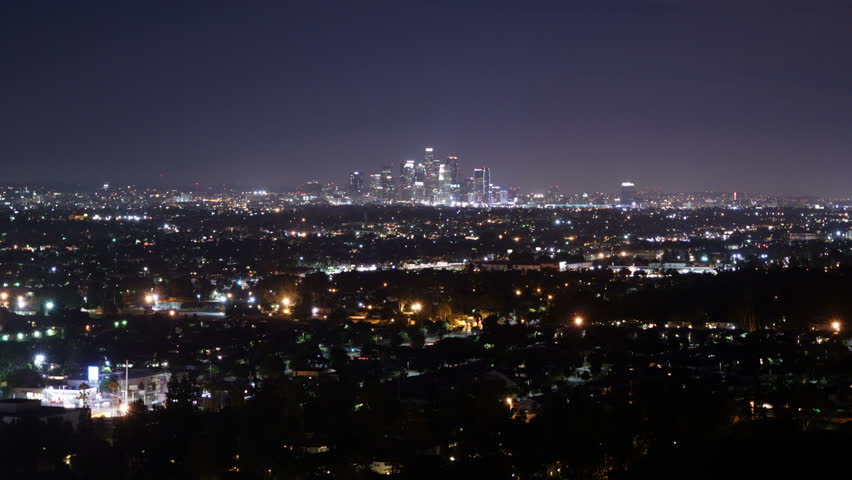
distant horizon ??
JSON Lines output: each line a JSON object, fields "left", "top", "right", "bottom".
{"left": 2, "top": 180, "right": 849, "bottom": 200}
{"left": 3, "top": 2, "right": 851, "bottom": 195}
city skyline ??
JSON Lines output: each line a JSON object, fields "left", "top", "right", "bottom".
{"left": 2, "top": 1, "right": 852, "bottom": 195}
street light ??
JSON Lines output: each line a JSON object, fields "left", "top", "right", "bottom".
{"left": 411, "top": 303, "right": 422, "bottom": 313}
{"left": 282, "top": 297, "right": 291, "bottom": 307}
{"left": 573, "top": 316, "right": 584, "bottom": 327}
{"left": 831, "top": 321, "right": 841, "bottom": 333}
{"left": 34, "top": 354, "right": 46, "bottom": 368}
{"left": 45, "top": 301, "right": 55, "bottom": 312}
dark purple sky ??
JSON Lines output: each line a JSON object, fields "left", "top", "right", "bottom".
{"left": 2, "top": 1, "right": 851, "bottom": 195}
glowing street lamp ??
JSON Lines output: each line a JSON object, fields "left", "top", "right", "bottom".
{"left": 282, "top": 297, "right": 291, "bottom": 307}
{"left": 45, "top": 301, "right": 55, "bottom": 312}
{"left": 0, "top": 292, "right": 8, "bottom": 301}
{"left": 831, "top": 321, "right": 841, "bottom": 334}
{"left": 34, "top": 354, "right": 46, "bottom": 368}
{"left": 573, "top": 316, "right": 584, "bottom": 327}
{"left": 411, "top": 303, "right": 422, "bottom": 313}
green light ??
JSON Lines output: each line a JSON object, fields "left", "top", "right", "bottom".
{"left": 1, "top": 335, "right": 8, "bottom": 341}
{"left": 114, "top": 321, "right": 119, "bottom": 328}
{"left": 33, "top": 330, "right": 41, "bottom": 338}
{"left": 46, "top": 329, "right": 55, "bottom": 337}
{"left": 121, "top": 320, "right": 127, "bottom": 326}
{"left": 16, "top": 333, "right": 24, "bottom": 340}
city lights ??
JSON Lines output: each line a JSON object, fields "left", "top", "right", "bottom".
{"left": 3, "top": 3, "right": 852, "bottom": 473}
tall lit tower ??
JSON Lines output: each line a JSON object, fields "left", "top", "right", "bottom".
{"left": 445, "top": 155, "right": 460, "bottom": 185}
{"left": 399, "top": 160, "right": 416, "bottom": 201}
{"left": 349, "top": 171, "right": 364, "bottom": 196}
{"left": 620, "top": 181, "right": 636, "bottom": 206}
{"left": 473, "top": 167, "right": 492, "bottom": 205}
{"left": 381, "top": 165, "right": 394, "bottom": 200}
{"left": 424, "top": 146, "right": 435, "bottom": 165}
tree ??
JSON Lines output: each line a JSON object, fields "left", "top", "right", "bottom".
{"left": 107, "top": 376, "right": 120, "bottom": 393}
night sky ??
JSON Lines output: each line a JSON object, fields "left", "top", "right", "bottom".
{"left": 2, "top": 1, "right": 851, "bottom": 195}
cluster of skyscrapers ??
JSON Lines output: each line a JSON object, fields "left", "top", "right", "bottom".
{"left": 345, "top": 147, "right": 507, "bottom": 205}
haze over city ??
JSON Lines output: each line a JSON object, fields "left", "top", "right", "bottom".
{"left": 3, "top": 0, "right": 851, "bottom": 194}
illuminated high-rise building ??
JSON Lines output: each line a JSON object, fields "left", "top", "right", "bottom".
{"left": 424, "top": 146, "right": 434, "bottom": 165}
{"left": 400, "top": 160, "right": 415, "bottom": 186}
{"left": 368, "top": 173, "right": 383, "bottom": 199}
{"left": 399, "top": 160, "right": 416, "bottom": 201}
{"left": 620, "top": 181, "right": 636, "bottom": 206}
{"left": 422, "top": 147, "right": 447, "bottom": 203}
{"left": 349, "top": 171, "right": 364, "bottom": 196}
{"left": 381, "top": 165, "right": 394, "bottom": 200}
{"left": 445, "top": 155, "right": 460, "bottom": 185}
{"left": 473, "top": 167, "right": 491, "bottom": 205}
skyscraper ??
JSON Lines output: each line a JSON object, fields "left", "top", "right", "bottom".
{"left": 368, "top": 173, "right": 383, "bottom": 199}
{"left": 381, "top": 165, "right": 394, "bottom": 201}
{"left": 473, "top": 167, "right": 491, "bottom": 205}
{"left": 399, "top": 160, "right": 416, "bottom": 201}
{"left": 424, "top": 146, "right": 434, "bottom": 165}
{"left": 442, "top": 155, "right": 460, "bottom": 203}
{"left": 620, "top": 181, "right": 636, "bottom": 206}
{"left": 422, "top": 147, "right": 440, "bottom": 203}
{"left": 349, "top": 171, "right": 364, "bottom": 196}
{"left": 445, "top": 155, "right": 460, "bottom": 185}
